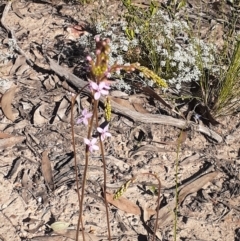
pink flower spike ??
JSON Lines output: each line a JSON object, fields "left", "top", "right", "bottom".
{"left": 95, "top": 36, "right": 100, "bottom": 42}
{"left": 105, "top": 71, "right": 111, "bottom": 78}
{"left": 97, "top": 125, "right": 112, "bottom": 141}
{"left": 94, "top": 92, "right": 101, "bottom": 100}
{"left": 99, "top": 81, "right": 110, "bottom": 90}
{"left": 84, "top": 138, "right": 99, "bottom": 152}
{"left": 89, "top": 81, "right": 110, "bottom": 100}
{"left": 76, "top": 108, "right": 93, "bottom": 126}
{"left": 86, "top": 56, "right": 92, "bottom": 62}
{"left": 89, "top": 81, "right": 98, "bottom": 90}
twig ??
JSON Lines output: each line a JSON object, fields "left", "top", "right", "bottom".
{"left": 1, "top": 2, "right": 34, "bottom": 67}
{"left": 47, "top": 57, "right": 223, "bottom": 143}
{"left": 1, "top": 1, "right": 11, "bottom": 32}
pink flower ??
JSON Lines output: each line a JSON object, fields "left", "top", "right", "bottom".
{"left": 97, "top": 125, "right": 112, "bottom": 141}
{"left": 86, "top": 56, "right": 92, "bottom": 62}
{"left": 89, "top": 81, "right": 110, "bottom": 100}
{"left": 76, "top": 108, "right": 93, "bottom": 125}
{"left": 84, "top": 138, "right": 99, "bottom": 152}
{"left": 95, "top": 35, "right": 100, "bottom": 42}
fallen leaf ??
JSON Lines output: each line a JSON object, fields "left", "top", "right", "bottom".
{"left": 143, "top": 203, "right": 152, "bottom": 223}
{"left": 51, "top": 97, "right": 69, "bottom": 123}
{"left": 111, "top": 97, "right": 135, "bottom": 111}
{"left": 66, "top": 24, "right": 89, "bottom": 40}
{"left": 21, "top": 170, "right": 31, "bottom": 203}
{"left": 177, "top": 129, "right": 188, "bottom": 145}
{"left": 41, "top": 150, "right": 54, "bottom": 190}
{"left": 10, "top": 55, "right": 27, "bottom": 75}
{"left": 5, "top": 157, "right": 22, "bottom": 179}
{"left": 33, "top": 104, "right": 48, "bottom": 125}
{"left": 130, "top": 144, "right": 164, "bottom": 157}
{"left": 106, "top": 192, "right": 141, "bottom": 215}
{"left": 0, "top": 132, "right": 13, "bottom": 139}
{"left": 142, "top": 86, "right": 172, "bottom": 109}
{"left": 11, "top": 0, "right": 24, "bottom": 19}
{"left": 0, "top": 136, "right": 25, "bottom": 149}
{"left": 1, "top": 84, "right": 17, "bottom": 121}
{"left": 132, "top": 102, "right": 149, "bottom": 113}
{"left": 178, "top": 171, "right": 218, "bottom": 203}
{"left": 156, "top": 171, "right": 218, "bottom": 227}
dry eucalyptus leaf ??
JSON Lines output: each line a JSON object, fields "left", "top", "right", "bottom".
{"left": 41, "top": 150, "right": 54, "bottom": 190}
{"left": 10, "top": 55, "right": 26, "bottom": 75}
{"left": 66, "top": 24, "right": 89, "bottom": 40}
{"left": 106, "top": 192, "right": 141, "bottom": 215}
{"left": 111, "top": 97, "right": 135, "bottom": 111}
{"left": 52, "top": 97, "right": 70, "bottom": 123}
{"left": 0, "top": 135, "right": 25, "bottom": 149}
{"left": 1, "top": 84, "right": 17, "bottom": 121}
{"left": 129, "top": 95, "right": 149, "bottom": 114}
{"left": 141, "top": 86, "right": 173, "bottom": 111}
{"left": 177, "top": 129, "right": 188, "bottom": 145}
{"left": 132, "top": 102, "right": 149, "bottom": 114}
{"left": 21, "top": 169, "right": 35, "bottom": 203}
{"left": 130, "top": 145, "right": 162, "bottom": 157}
{"left": 110, "top": 90, "right": 129, "bottom": 98}
{"left": 178, "top": 171, "right": 218, "bottom": 203}
{"left": 157, "top": 171, "right": 218, "bottom": 227}
{"left": 143, "top": 203, "right": 154, "bottom": 223}
{"left": 0, "top": 132, "right": 13, "bottom": 139}
{"left": 33, "top": 104, "right": 48, "bottom": 125}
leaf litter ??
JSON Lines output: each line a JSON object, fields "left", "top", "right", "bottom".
{"left": 0, "top": 84, "right": 18, "bottom": 121}
{"left": 0, "top": 1, "right": 239, "bottom": 241}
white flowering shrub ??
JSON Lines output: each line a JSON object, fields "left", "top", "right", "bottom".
{"left": 124, "top": 7, "right": 220, "bottom": 92}
{"left": 76, "top": 2, "right": 221, "bottom": 95}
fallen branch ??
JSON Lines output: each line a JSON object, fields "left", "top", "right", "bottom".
{"left": 47, "top": 57, "right": 223, "bottom": 143}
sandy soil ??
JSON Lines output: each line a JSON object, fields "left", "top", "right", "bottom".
{"left": 0, "top": 1, "right": 240, "bottom": 241}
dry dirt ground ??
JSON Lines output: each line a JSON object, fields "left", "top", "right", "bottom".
{"left": 0, "top": 1, "right": 240, "bottom": 241}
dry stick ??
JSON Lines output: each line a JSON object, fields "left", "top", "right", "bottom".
{"left": 48, "top": 58, "right": 223, "bottom": 143}
{"left": 70, "top": 84, "right": 89, "bottom": 241}
{"left": 94, "top": 108, "right": 111, "bottom": 241}
{"left": 1, "top": 2, "right": 34, "bottom": 67}
{"left": 1, "top": 1, "right": 11, "bottom": 32}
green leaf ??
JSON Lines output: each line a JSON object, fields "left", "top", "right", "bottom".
{"left": 125, "top": 28, "right": 135, "bottom": 40}
{"left": 122, "top": 0, "right": 132, "bottom": 7}
{"left": 177, "top": 0, "right": 186, "bottom": 10}
{"left": 50, "top": 221, "right": 70, "bottom": 232}
{"left": 149, "top": 1, "right": 158, "bottom": 17}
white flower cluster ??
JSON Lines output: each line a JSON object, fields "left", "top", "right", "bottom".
{"left": 146, "top": 9, "right": 219, "bottom": 91}
{"left": 77, "top": 6, "right": 219, "bottom": 93}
